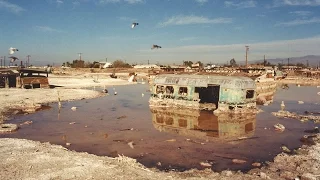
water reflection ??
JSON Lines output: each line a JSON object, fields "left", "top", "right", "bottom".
{"left": 150, "top": 107, "right": 256, "bottom": 140}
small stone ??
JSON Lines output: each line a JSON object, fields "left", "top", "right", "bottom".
{"left": 232, "top": 159, "right": 247, "bottom": 164}
{"left": 200, "top": 162, "right": 211, "bottom": 167}
{"left": 260, "top": 172, "right": 268, "bottom": 179}
{"left": 252, "top": 162, "right": 261, "bottom": 167}
{"left": 66, "top": 143, "right": 71, "bottom": 146}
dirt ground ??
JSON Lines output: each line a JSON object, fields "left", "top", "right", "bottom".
{"left": 0, "top": 73, "right": 320, "bottom": 180}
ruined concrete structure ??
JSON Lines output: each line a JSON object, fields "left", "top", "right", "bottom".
{"left": 0, "top": 69, "right": 20, "bottom": 88}
{"left": 149, "top": 74, "right": 256, "bottom": 112}
{"left": 151, "top": 107, "right": 256, "bottom": 140}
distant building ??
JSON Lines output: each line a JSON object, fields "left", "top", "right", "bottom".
{"left": 133, "top": 64, "right": 160, "bottom": 69}
{"left": 99, "top": 62, "right": 113, "bottom": 69}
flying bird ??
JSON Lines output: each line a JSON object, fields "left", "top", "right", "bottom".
{"left": 151, "top": 44, "right": 162, "bottom": 49}
{"left": 9, "top": 47, "right": 19, "bottom": 55}
{"left": 8, "top": 56, "right": 19, "bottom": 63}
{"left": 131, "top": 22, "right": 139, "bottom": 29}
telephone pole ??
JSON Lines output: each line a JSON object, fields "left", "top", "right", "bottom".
{"left": 26, "top": 55, "right": 31, "bottom": 68}
{"left": 78, "top": 53, "right": 82, "bottom": 61}
{"left": 287, "top": 58, "right": 289, "bottom": 66}
{"left": 263, "top": 55, "right": 266, "bottom": 66}
{"left": 245, "top": 46, "right": 249, "bottom": 68}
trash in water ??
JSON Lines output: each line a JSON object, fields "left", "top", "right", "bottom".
{"left": 71, "top": 107, "right": 77, "bottom": 111}
{"left": 200, "top": 162, "right": 212, "bottom": 167}
{"left": 117, "top": 115, "right": 127, "bottom": 119}
{"left": 104, "top": 133, "right": 108, "bottom": 138}
{"left": 119, "top": 128, "right": 133, "bottom": 131}
{"left": 298, "top": 101, "right": 304, "bottom": 104}
{"left": 66, "top": 142, "right": 71, "bottom": 146}
{"left": 20, "top": 121, "right": 33, "bottom": 125}
{"left": 166, "top": 139, "right": 176, "bottom": 142}
{"left": 280, "top": 101, "right": 285, "bottom": 111}
{"left": 232, "top": 159, "right": 247, "bottom": 164}
{"left": 69, "top": 122, "right": 76, "bottom": 125}
{"left": 128, "top": 141, "right": 134, "bottom": 149}
{"left": 274, "top": 123, "right": 285, "bottom": 131}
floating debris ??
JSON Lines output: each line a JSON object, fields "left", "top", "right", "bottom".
{"left": 298, "top": 101, "right": 304, "bottom": 104}
{"left": 119, "top": 128, "right": 133, "bottom": 131}
{"left": 166, "top": 139, "right": 176, "bottom": 142}
{"left": 71, "top": 107, "right": 77, "bottom": 111}
{"left": 69, "top": 122, "right": 76, "bottom": 125}
{"left": 274, "top": 123, "right": 285, "bottom": 131}
{"left": 20, "top": 121, "right": 33, "bottom": 126}
{"left": 114, "top": 91, "right": 117, "bottom": 95}
{"left": 103, "top": 133, "right": 108, "bottom": 139}
{"left": 66, "top": 142, "right": 71, "bottom": 146}
{"left": 128, "top": 141, "right": 134, "bottom": 149}
{"left": 142, "top": 93, "right": 144, "bottom": 97}
{"left": 317, "top": 92, "right": 320, "bottom": 95}
{"left": 280, "top": 101, "right": 285, "bottom": 111}
{"left": 117, "top": 115, "right": 127, "bottom": 119}
{"left": 157, "top": 162, "right": 162, "bottom": 166}
{"left": 232, "top": 159, "right": 247, "bottom": 164}
{"left": 200, "top": 162, "right": 212, "bottom": 167}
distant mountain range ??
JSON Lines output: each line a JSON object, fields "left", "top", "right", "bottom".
{"left": 252, "top": 55, "right": 320, "bottom": 67}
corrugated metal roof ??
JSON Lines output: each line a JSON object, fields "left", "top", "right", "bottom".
{"left": 153, "top": 74, "right": 255, "bottom": 89}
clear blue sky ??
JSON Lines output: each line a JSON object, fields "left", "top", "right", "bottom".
{"left": 1, "top": 0, "right": 320, "bottom": 66}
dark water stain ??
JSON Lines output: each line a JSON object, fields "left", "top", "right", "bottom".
{"left": 0, "top": 84, "right": 319, "bottom": 172}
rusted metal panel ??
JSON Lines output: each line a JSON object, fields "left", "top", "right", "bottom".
{"left": 21, "top": 77, "right": 49, "bottom": 88}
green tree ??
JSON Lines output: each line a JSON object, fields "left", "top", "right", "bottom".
{"left": 183, "top": 61, "right": 193, "bottom": 67}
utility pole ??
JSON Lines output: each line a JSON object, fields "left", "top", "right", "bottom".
{"left": 4, "top": 56, "right": 5, "bottom": 67}
{"left": 148, "top": 60, "right": 149, "bottom": 65}
{"left": 26, "top": 55, "right": 31, "bottom": 68}
{"left": 78, "top": 53, "right": 82, "bottom": 61}
{"left": 306, "top": 60, "right": 309, "bottom": 67}
{"left": 106, "top": 58, "right": 107, "bottom": 62}
{"left": 263, "top": 55, "right": 266, "bottom": 66}
{"left": 287, "top": 58, "right": 289, "bottom": 66}
{"left": 245, "top": 46, "right": 249, "bottom": 68}
{"left": 0, "top": 56, "right": 2, "bottom": 67}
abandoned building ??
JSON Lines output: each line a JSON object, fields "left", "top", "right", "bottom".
{"left": 149, "top": 74, "right": 256, "bottom": 112}
{"left": 151, "top": 107, "right": 256, "bottom": 139}
{"left": 0, "top": 69, "right": 20, "bottom": 88}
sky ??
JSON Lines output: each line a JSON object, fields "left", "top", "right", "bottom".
{"left": 0, "top": 0, "right": 320, "bottom": 66}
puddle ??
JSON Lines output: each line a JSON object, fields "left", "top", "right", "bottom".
{"left": 0, "top": 84, "right": 319, "bottom": 172}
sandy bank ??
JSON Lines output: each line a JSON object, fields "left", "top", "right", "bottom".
{"left": 0, "top": 137, "right": 319, "bottom": 180}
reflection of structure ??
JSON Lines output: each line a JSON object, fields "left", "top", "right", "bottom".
{"left": 151, "top": 107, "right": 256, "bottom": 140}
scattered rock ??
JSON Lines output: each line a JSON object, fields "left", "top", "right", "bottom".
{"left": 232, "top": 159, "right": 247, "bottom": 164}
{"left": 281, "top": 146, "right": 291, "bottom": 153}
{"left": 252, "top": 162, "right": 261, "bottom": 167}
{"left": 199, "top": 162, "right": 211, "bottom": 167}
{"left": 260, "top": 172, "right": 268, "bottom": 179}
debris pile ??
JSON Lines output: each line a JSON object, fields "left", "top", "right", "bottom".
{"left": 272, "top": 110, "right": 320, "bottom": 123}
